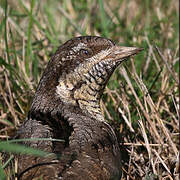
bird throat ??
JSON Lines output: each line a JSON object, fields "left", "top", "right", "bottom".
{"left": 56, "top": 60, "right": 115, "bottom": 121}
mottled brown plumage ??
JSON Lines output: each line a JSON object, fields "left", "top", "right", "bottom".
{"left": 7, "top": 36, "right": 142, "bottom": 179}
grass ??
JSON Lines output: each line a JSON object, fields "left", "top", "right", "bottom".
{"left": 0, "top": 0, "right": 179, "bottom": 179}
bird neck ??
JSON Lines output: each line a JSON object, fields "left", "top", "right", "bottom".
{"left": 56, "top": 74, "right": 105, "bottom": 121}
{"left": 55, "top": 60, "right": 115, "bottom": 122}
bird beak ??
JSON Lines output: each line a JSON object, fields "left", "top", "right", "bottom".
{"left": 107, "top": 46, "right": 143, "bottom": 62}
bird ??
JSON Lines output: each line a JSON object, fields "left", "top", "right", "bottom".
{"left": 7, "top": 36, "right": 142, "bottom": 180}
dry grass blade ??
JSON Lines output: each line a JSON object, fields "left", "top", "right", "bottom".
{"left": 0, "top": 6, "right": 27, "bottom": 39}
{"left": 122, "top": 143, "right": 168, "bottom": 147}
{"left": 118, "top": 107, "right": 135, "bottom": 132}
{"left": 0, "top": 78, "right": 19, "bottom": 126}
{"left": 138, "top": 110, "right": 156, "bottom": 174}
{"left": 131, "top": 58, "right": 178, "bottom": 156}
{"left": 171, "top": 94, "right": 179, "bottom": 120}
{"left": 58, "top": 6, "right": 83, "bottom": 34}
{"left": 155, "top": 45, "right": 179, "bottom": 84}
{"left": 120, "top": 66, "right": 163, "bottom": 144}
{"left": 145, "top": 35, "right": 161, "bottom": 71}
{"left": 152, "top": 149, "right": 171, "bottom": 175}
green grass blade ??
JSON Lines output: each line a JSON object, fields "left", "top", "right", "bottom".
{"left": 4, "top": 0, "right": 10, "bottom": 63}
{"left": 1, "top": 155, "right": 14, "bottom": 169}
{"left": 0, "top": 160, "right": 6, "bottom": 180}
{"left": 25, "top": 0, "right": 35, "bottom": 76}
{"left": 98, "top": 0, "right": 108, "bottom": 37}
{"left": 0, "top": 141, "right": 49, "bottom": 157}
{"left": 7, "top": 138, "right": 64, "bottom": 143}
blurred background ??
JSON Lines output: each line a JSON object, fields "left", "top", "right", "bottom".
{"left": 0, "top": 0, "right": 179, "bottom": 179}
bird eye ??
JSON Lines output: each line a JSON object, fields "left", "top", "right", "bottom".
{"left": 80, "top": 49, "right": 90, "bottom": 57}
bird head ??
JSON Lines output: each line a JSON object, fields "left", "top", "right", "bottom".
{"left": 30, "top": 36, "right": 142, "bottom": 120}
